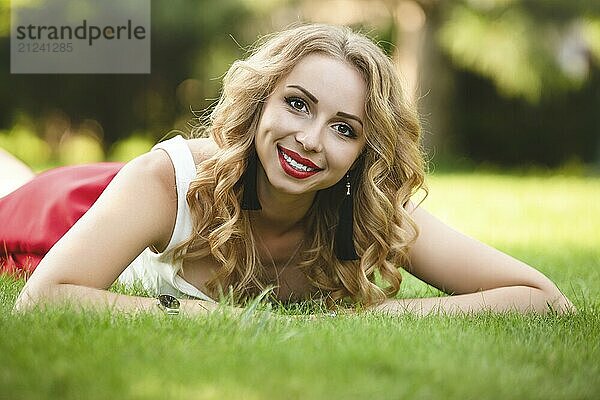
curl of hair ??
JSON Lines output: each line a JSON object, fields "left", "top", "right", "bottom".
{"left": 171, "top": 23, "right": 429, "bottom": 307}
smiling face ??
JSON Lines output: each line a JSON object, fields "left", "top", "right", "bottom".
{"left": 254, "top": 53, "right": 367, "bottom": 198}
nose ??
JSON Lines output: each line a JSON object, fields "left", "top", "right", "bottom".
{"left": 295, "top": 124, "right": 323, "bottom": 153}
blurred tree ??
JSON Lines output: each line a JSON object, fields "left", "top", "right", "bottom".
{"left": 431, "top": 0, "right": 600, "bottom": 169}
{"left": 0, "top": 0, "right": 266, "bottom": 161}
{"left": 1, "top": 0, "right": 598, "bottom": 169}
{"left": 436, "top": 0, "right": 600, "bottom": 103}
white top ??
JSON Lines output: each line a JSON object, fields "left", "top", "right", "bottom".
{"left": 116, "top": 135, "right": 215, "bottom": 302}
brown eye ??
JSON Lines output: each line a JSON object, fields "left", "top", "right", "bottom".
{"left": 285, "top": 97, "right": 308, "bottom": 113}
{"left": 333, "top": 123, "right": 356, "bottom": 138}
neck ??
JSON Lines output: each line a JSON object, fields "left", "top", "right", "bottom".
{"left": 253, "top": 162, "right": 314, "bottom": 236}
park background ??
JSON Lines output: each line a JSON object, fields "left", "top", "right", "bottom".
{"left": 1, "top": 1, "right": 600, "bottom": 399}
{"left": 0, "top": 0, "right": 599, "bottom": 174}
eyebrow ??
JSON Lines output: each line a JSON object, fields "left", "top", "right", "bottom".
{"left": 336, "top": 111, "right": 363, "bottom": 127}
{"left": 286, "top": 84, "right": 364, "bottom": 127}
{"left": 287, "top": 84, "right": 318, "bottom": 103}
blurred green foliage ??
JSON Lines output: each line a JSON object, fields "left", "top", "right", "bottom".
{"left": 0, "top": 0, "right": 598, "bottom": 171}
{"left": 107, "top": 133, "right": 154, "bottom": 162}
{"left": 437, "top": 0, "right": 600, "bottom": 102}
{"left": 439, "top": 5, "right": 548, "bottom": 102}
{"left": 57, "top": 134, "right": 104, "bottom": 165}
{"left": 0, "top": 125, "right": 51, "bottom": 168}
{"left": 0, "top": 0, "right": 257, "bottom": 167}
{"left": 426, "top": 0, "right": 599, "bottom": 171}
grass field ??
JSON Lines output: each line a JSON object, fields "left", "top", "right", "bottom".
{"left": 1, "top": 171, "right": 599, "bottom": 400}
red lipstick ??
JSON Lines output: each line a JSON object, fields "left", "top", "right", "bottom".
{"left": 277, "top": 145, "right": 322, "bottom": 179}
{"left": 278, "top": 145, "right": 321, "bottom": 169}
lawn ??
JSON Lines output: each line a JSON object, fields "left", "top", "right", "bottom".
{"left": 1, "top": 171, "right": 599, "bottom": 400}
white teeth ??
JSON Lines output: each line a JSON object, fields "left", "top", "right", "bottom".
{"left": 281, "top": 150, "right": 317, "bottom": 172}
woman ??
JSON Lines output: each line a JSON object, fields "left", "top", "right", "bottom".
{"left": 6, "top": 24, "right": 575, "bottom": 316}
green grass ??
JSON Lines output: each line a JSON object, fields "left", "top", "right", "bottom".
{"left": 2, "top": 172, "right": 599, "bottom": 400}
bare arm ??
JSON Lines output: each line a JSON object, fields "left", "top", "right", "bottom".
{"left": 17, "top": 283, "right": 220, "bottom": 316}
{"left": 13, "top": 149, "right": 218, "bottom": 317}
{"left": 369, "top": 201, "right": 576, "bottom": 316}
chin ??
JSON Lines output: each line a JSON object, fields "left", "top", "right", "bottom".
{"left": 269, "top": 176, "right": 313, "bottom": 195}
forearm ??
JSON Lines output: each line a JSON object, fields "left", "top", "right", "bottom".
{"left": 14, "top": 283, "right": 222, "bottom": 317}
{"left": 369, "top": 286, "right": 576, "bottom": 316}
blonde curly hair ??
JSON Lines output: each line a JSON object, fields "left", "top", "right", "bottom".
{"left": 172, "top": 23, "right": 428, "bottom": 307}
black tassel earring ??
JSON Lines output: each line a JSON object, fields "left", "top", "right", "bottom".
{"left": 334, "top": 172, "right": 359, "bottom": 261}
{"left": 241, "top": 149, "right": 261, "bottom": 210}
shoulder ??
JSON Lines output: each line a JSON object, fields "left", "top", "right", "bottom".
{"left": 134, "top": 136, "right": 221, "bottom": 206}
{"left": 186, "top": 136, "right": 221, "bottom": 166}
{"left": 123, "top": 137, "right": 219, "bottom": 251}
{"left": 129, "top": 147, "right": 176, "bottom": 194}
{"left": 120, "top": 150, "right": 179, "bottom": 252}
{"left": 134, "top": 136, "right": 219, "bottom": 190}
